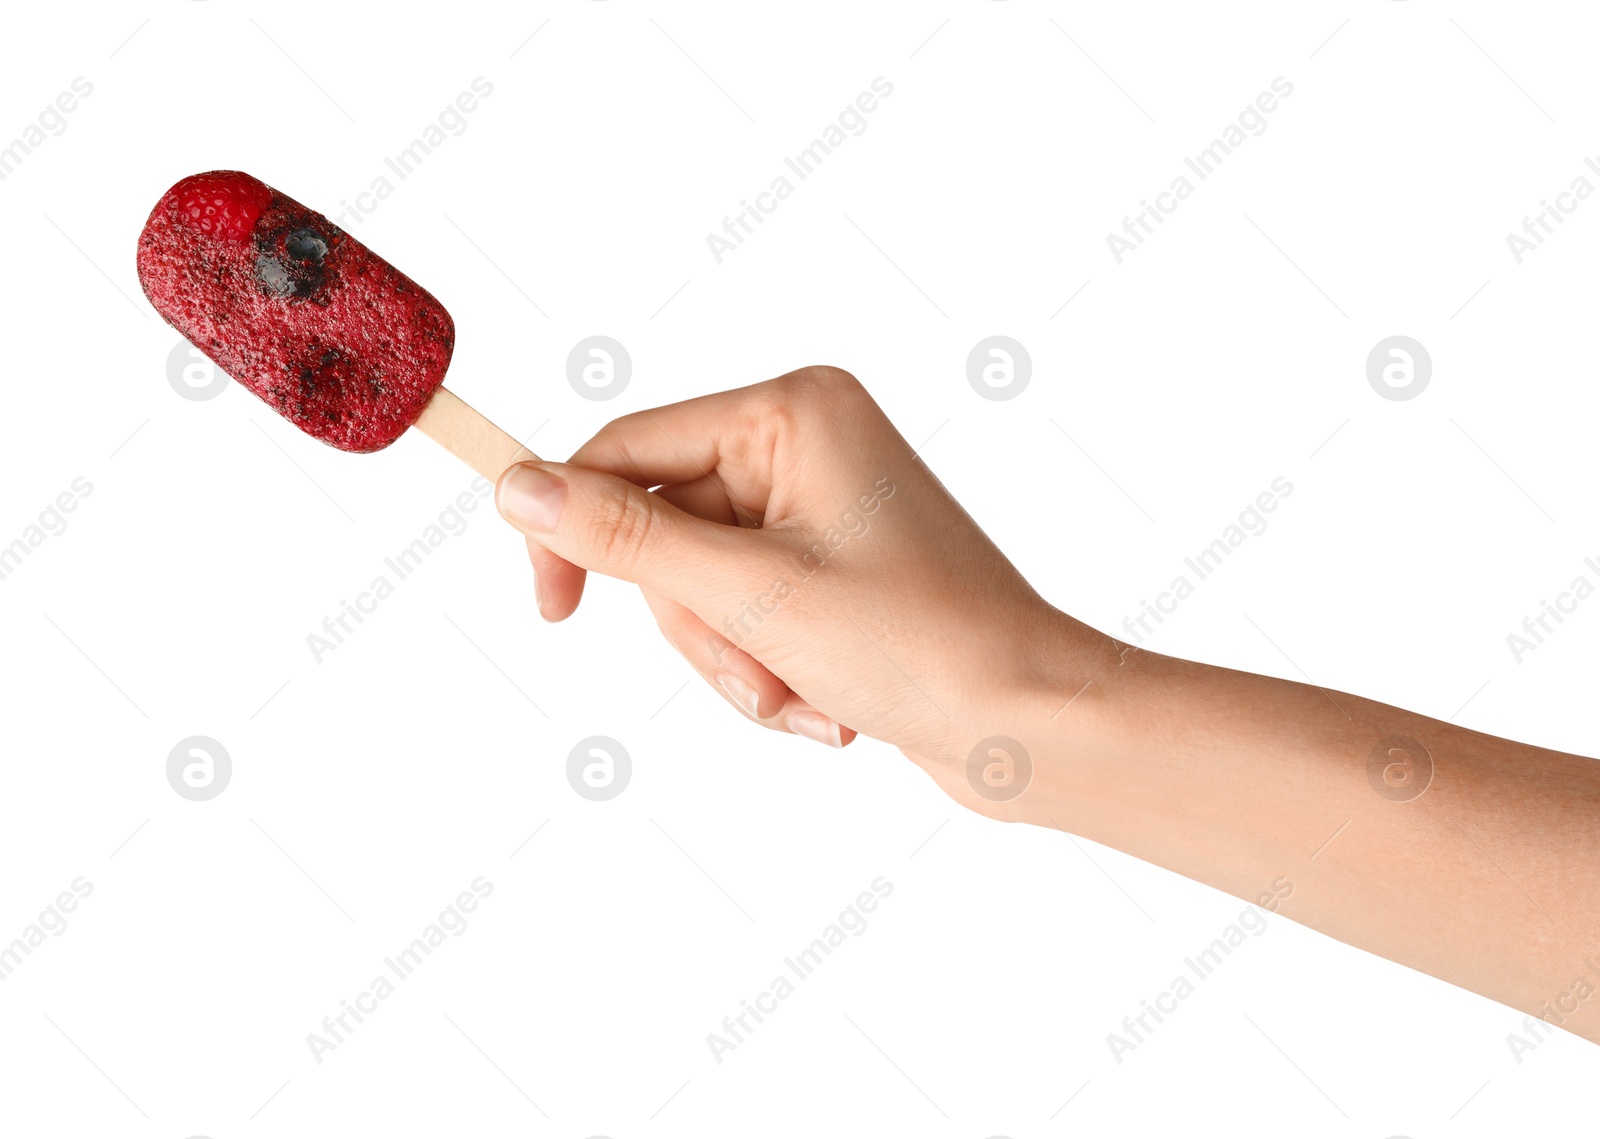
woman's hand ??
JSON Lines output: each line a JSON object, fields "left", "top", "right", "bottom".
{"left": 494, "top": 365, "right": 1106, "bottom": 817}
{"left": 495, "top": 365, "right": 1600, "bottom": 1046}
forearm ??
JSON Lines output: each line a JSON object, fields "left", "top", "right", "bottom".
{"left": 1023, "top": 620, "right": 1600, "bottom": 1044}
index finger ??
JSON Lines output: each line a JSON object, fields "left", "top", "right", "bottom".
{"left": 567, "top": 382, "right": 766, "bottom": 489}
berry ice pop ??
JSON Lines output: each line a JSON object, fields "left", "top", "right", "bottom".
{"left": 137, "top": 170, "right": 533, "bottom": 474}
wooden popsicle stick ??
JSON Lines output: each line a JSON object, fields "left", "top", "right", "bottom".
{"left": 412, "top": 386, "right": 540, "bottom": 481}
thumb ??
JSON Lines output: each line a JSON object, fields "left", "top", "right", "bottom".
{"left": 494, "top": 461, "right": 756, "bottom": 600}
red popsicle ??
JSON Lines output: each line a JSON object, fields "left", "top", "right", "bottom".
{"left": 136, "top": 170, "right": 533, "bottom": 475}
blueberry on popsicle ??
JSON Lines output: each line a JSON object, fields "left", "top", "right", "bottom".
{"left": 136, "top": 170, "right": 533, "bottom": 476}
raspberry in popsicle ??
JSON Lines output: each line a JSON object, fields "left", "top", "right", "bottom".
{"left": 137, "top": 171, "right": 458, "bottom": 454}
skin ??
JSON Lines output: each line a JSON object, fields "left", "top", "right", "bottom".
{"left": 494, "top": 365, "right": 1600, "bottom": 1045}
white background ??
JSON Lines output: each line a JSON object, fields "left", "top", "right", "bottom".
{"left": 1, "top": 0, "right": 1596, "bottom": 1134}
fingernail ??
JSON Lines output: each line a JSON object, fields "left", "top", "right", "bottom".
{"left": 717, "top": 674, "right": 761, "bottom": 718}
{"left": 498, "top": 464, "right": 567, "bottom": 532}
{"left": 788, "top": 711, "right": 843, "bottom": 748}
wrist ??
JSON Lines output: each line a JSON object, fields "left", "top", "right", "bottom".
{"left": 959, "top": 605, "right": 1135, "bottom": 827}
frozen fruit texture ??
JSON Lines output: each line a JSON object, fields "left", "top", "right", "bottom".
{"left": 136, "top": 171, "right": 454, "bottom": 453}
{"left": 175, "top": 174, "right": 272, "bottom": 242}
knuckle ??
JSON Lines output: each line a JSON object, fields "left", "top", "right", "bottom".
{"left": 788, "top": 364, "right": 862, "bottom": 398}
{"left": 750, "top": 365, "right": 863, "bottom": 438}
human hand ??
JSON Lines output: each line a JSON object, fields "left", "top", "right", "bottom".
{"left": 494, "top": 366, "right": 1104, "bottom": 811}
{"left": 493, "top": 367, "right": 1600, "bottom": 1050}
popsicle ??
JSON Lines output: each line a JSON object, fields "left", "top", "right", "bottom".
{"left": 136, "top": 170, "right": 534, "bottom": 478}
